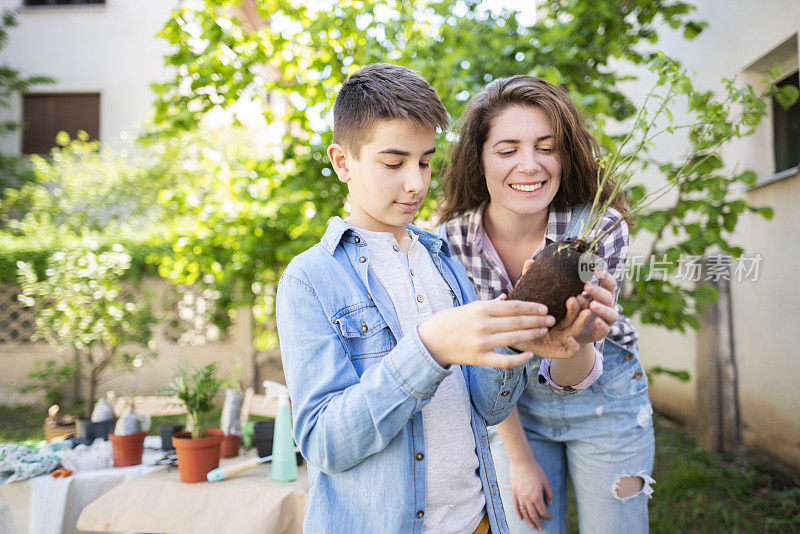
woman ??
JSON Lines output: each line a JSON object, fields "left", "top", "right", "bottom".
{"left": 438, "top": 76, "right": 654, "bottom": 533}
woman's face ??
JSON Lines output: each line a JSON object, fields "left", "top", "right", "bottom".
{"left": 481, "top": 105, "right": 561, "bottom": 218}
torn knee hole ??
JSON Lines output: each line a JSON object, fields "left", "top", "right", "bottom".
{"left": 615, "top": 476, "right": 644, "bottom": 498}
{"left": 611, "top": 473, "right": 655, "bottom": 501}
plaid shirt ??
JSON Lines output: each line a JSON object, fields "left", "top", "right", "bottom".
{"left": 444, "top": 203, "right": 638, "bottom": 349}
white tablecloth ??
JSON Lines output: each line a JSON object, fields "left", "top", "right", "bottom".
{"left": 0, "top": 446, "right": 163, "bottom": 534}
{"left": 77, "top": 457, "right": 308, "bottom": 534}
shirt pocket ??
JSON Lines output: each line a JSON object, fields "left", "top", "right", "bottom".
{"left": 331, "top": 302, "right": 395, "bottom": 373}
{"left": 595, "top": 339, "right": 648, "bottom": 400}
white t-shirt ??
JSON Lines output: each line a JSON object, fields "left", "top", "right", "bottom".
{"left": 358, "top": 228, "right": 485, "bottom": 534}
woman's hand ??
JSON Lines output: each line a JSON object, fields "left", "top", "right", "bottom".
{"left": 509, "top": 260, "right": 590, "bottom": 358}
{"left": 510, "top": 458, "right": 554, "bottom": 531}
{"left": 418, "top": 298, "right": 555, "bottom": 368}
{"left": 510, "top": 295, "right": 589, "bottom": 358}
{"left": 573, "top": 271, "right": 619, "bottom": 345}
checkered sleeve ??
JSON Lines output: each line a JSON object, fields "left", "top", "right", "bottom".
{"left": 588, "top": 207, "right": 638, "bottom": 347}
{"left": 590, "top": 207, "right": 629, "bottom": 296}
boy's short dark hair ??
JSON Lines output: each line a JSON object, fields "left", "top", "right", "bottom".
{"left": 332, "top": 63, "right": 449, "bottom": 157}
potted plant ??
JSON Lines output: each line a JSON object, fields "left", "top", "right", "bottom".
{"left": 108, "top": 399, "right": 150, "bottom": 467}
{"left": 161, "top": 362, "right": 223, "bottom": 482}
{"left": 219, "top": 364, "right": 244, "bottom": 458}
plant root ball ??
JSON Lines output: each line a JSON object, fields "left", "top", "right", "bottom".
{"left": 508, "top": 239, "right": 590, "bottom": 323}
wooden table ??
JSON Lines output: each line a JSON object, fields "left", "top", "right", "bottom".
{"left": 77, "top": 452, "right": 308, "bottom": 534}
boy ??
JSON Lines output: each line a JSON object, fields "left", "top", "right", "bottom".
{"left": 276, "top": 63, "right": 594, "bottom": 533}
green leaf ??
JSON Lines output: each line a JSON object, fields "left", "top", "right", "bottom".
{"left": 682, "top": 21, "right": 708, "bottom": 40}
{"left": 648, "top": 366, "right": 691, "bottom": 382}
{"left": 775, "top": 85, "right": 799, "bottom": 110}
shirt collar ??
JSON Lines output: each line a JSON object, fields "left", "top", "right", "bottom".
{"left": 321, "top": 216, "right": 451, "bottom": 256}
{"left": 465, "top": 202, "right": 569, "bottom": 251}
{"left": 544, "top": 205, "right": 568, "bottom": 243}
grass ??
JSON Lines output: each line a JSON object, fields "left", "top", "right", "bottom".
{"left": 0, "top": 404, "right": 46, "bottom": 443}
{"left": 563, "top": 415, "right": 800, "bottom": 533}
{"left": 0, "top": 404, "right": 274, "bottom": 444}
{"left": 2, "top": 406, "right": 797, "bottom": 532}
{"left": 646, "top": 416, "right": 800, "bottom": 533}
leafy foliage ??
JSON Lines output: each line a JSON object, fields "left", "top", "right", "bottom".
{"left": 616, "top": 59, "right": 797, "bottom": 331}
{"left": 19, "top": 358, "right": 78, "bottom": 406}
{"left": 0, "top": 131, "right": 174, "bottom": 283}
{"left": 161, "top": 361, "right": 223, "bottom": 438}
{"left": 17, "top": 243, "right": 158, "bottom": 418}
{"left": 148, "top": 126, "right": 286, "bottom": 349}
{"left": 148, "top": 0, "right": 707, "bottom": 340}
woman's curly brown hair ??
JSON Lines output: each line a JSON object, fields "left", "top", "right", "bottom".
{"left": 438, "top": 75, "right": 626, "bottom": 222}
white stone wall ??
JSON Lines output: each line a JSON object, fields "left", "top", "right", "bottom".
{"left": 620, "top": 0, "right": 800, "bottom": 474}
{"left": 0, "top": 0, "right": 180, "bottom": 152}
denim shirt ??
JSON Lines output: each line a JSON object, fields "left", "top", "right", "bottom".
{"left": 276, "top": 217, "right": 530, "bottom": 533}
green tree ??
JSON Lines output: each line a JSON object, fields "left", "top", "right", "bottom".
{"left": 148, "top": 0, "right": 709, "bottom": 378}
{"left": 17, "top": 243, "right": 158, "bottom": 418}
{"left": 0, "top": 131, "right": 176, "bottom": 284}
{"left": 0, "top": 8, "right": 55, "bottom": 196}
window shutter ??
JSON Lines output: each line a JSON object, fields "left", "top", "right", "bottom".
{"left": 22, "top": 93, "right": 100, "bottom": 155}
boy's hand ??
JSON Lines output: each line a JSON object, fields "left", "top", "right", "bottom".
{"left": 418, "top": 299, "right": 554, "bottom": 369}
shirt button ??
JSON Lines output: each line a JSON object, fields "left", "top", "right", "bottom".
{"left": 633, "top": 371, "right": 643, "bottom": 380}
{"left": 449, "top": 290, "right": 456, "bottom": 299}
{"left": 393, "top": 244, "right": 400, "bottom": 251}
{"left": 416, "top": 294, "right": 424, "bottom": 303}
{"left": 415, "top": 453, "right": 424, "bottom": 461}
{"left": 624, "top": 352, "right": 633, "bottom": 361}
{"left": 500, "top": 391, "right": 509, "bottom": 397}
{"left": 416, "top": 511, "right": 424, "bottom": 519}
{"left": 409, "top": 268, "right": 414, "bottom": 276}
{"left": 359, "top": 256, "right": 366, "bottom": 263}
{"left": 367, "top": 293, "right": 373, "bottom": 300}
{"left": 354, "top": 236, "right": 360, "bottom": 243}
{"left": 360, "top": 322, "right": 368, "bottom": 334}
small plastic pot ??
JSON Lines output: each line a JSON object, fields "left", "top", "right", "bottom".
{"left": 109, "top": 432, "right": 147, "bottom": 467}
{"left": 159, "top": 424, "right": 185, "bottom": 451}
{"left": 253, "top": 420, "right": 275, "bottom": 459}
{"left": 76, "top": 418, "right": 116, "bottom": 443}
{"left": 220, "top": 434, "right": 241, "bottom": 458}
{"left": 173, "top": 428, "right": 223, "bottom": 483}
{"left": 241, "top": 422, "right": 255, "bottom": 448}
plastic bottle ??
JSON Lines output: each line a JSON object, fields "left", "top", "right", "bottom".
{"left": 263, "top": 380, "right": 298, "bottom": 482}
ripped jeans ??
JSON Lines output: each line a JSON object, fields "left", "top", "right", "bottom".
{"left": 490, "top": 339, "right": 655, "bottom": 534}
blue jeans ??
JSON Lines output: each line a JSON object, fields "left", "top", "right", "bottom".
{"left": 490, "top": 340, "right": 655, "bottom": 534}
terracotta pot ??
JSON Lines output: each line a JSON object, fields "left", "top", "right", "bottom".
{"left": 220, "top": 434, "right": 241, "bottom": 458}
{"left": 109, "top": 432, "right": 147, "bottom": 467}
{"left": 173, "top": 428, "right": 223, "bottom": 483}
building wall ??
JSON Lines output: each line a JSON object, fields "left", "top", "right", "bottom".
{"left": 622, "top": 0, "right": 800, "bottom": 474}
{"left": 0, "top": 0, "right": 179, "bottom": 153}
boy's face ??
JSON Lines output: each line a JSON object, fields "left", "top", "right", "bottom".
{"left": 328, "top": 119, "right": 436, "bottom": 240}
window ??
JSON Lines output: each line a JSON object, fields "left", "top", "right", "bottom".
{"left": 773, "top": 70, "right": 800, "bottom": 173}
{"left": 23, "top": 1, "right": 105, "bottom": 6}
{"left": 22, "top": 93, "right": 100, "bottom": 155}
